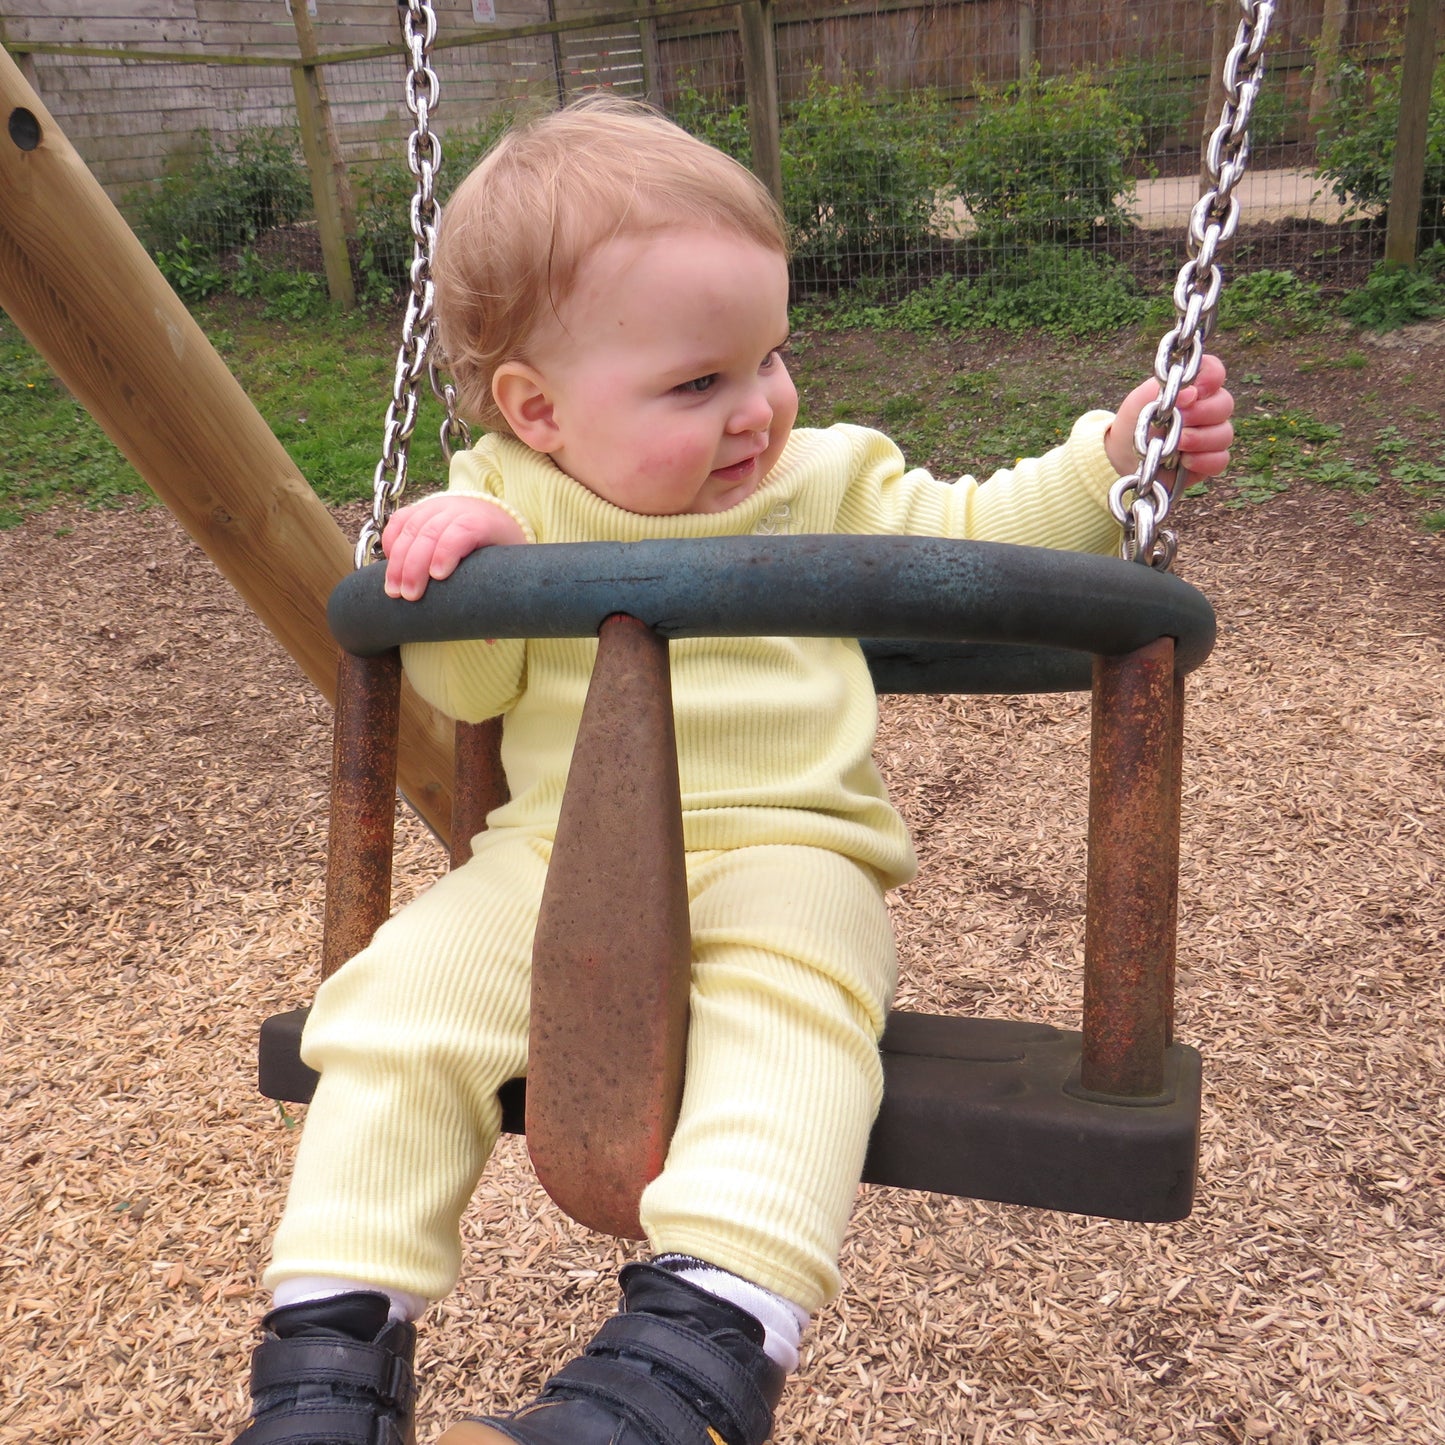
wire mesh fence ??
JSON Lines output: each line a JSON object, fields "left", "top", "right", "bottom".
{"left": 6, "top": 0, "right": 1433, "bottom": 304}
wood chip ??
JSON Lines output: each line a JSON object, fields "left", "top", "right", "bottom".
{"left": 2, "top": 490, "right": 1442, "bottom": 1443}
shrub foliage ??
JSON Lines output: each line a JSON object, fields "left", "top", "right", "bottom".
{"left": 1317, "top": 56, "right": 1445, "bottom": 247}
{"left": 952, "top": 71, "right": 1143, "bottom": 241}
{"left": 137, "top": 128, "right": 312, "bottom": 258}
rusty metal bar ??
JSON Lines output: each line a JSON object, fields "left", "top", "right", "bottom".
{"left": 1163, "top": 675, "right": 1185, "bottom": 1046}
{"left": 321, "top": 648, "right": 402, "bottom": 980}
{"left": 450, "top": 718, "right": 508, "bottom": 870}
{"left": 1081, "top": 637, "right": 1179, "bottom": 1098}
{"left": 527, "top": 615, "right": 692, "bottom": 1238}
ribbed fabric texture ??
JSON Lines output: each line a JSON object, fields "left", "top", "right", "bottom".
{"left": 267, "top": 834, "right": 549, "bottom": 1304}
{"left": 402, "top": 418, "right": 1122, "bottom": 891}
{"left": 267, "top": 841, "right": 894, "bottom": 1312}
{"left": 268, "top": 417, "right": 1124, "bottom": 1313}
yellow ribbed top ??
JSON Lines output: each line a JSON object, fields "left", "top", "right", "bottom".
{"left": 401, "top": 417, "right": 1121, "bottom": 888}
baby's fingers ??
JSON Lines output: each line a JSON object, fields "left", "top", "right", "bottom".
{"left": 382, "top": 513, "right": 425, "bottom": 599}
{"left": 383, "top": 507, "right": 450, "bottom": 600}
{"left": 1177, "top": 384, "right": 1235, "bottom": 427}
{"left": 1178, "top": 419, "right": 1235, "bottom": 480}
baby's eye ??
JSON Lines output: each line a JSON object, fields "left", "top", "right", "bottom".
{"left": 676, "top": 374, "right": 717, "bottom": 395}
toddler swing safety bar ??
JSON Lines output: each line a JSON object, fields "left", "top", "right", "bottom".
{"left": 259, "top": 534, "right": 1216, "bottom": 1239}
{"left": 260, "top": 0, "right": 1271, "bottom": 1238}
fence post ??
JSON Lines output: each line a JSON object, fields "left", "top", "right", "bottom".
{"left": 639, "top": 14, "right": 663, "bottom": 104}
{"left": 547, "top": 0, "right": 567, "bottom": 105}
{"left": 738, "top": 0, "right": 783, "bottom": 205}
{"left": 0, "top": 17, "right": 40, "bottom": 92}
{"left": 1017, "top": 1, "right": 1035, "bottom": 82}
{"left": 1384, "top": 0, "right": 1442, "bottom": 268}
{"left": 1308, "top": 0, "right": 1350, "bottom": 130}
{"left": 1200, "top": 0, "right": 1233, "bottom": 189}
{"left": 288, "top": 0, "right": 357, "bottom": 309}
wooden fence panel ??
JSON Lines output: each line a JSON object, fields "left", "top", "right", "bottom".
{"left": 1, "top": 0, "right": 1419, "bottom": 206}
{"left": 6, "top": 0, "right": 203, "bottom": 46}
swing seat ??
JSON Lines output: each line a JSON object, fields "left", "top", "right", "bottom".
{"left": 260, "top": 535, "right": 1214, "bottom": 1232}
{"left": 260, "top": 1010, "right": 1200, "bottom": 1221}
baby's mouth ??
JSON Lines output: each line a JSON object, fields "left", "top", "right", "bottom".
{"left": 712, "top": 453, "right": 760, "bottom": 482}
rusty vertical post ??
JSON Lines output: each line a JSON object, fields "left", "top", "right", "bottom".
{"left": 528, "top": 615, "right": 692, "bottom": 1239}
{"left": 321, "top": 649, "right": 402, "bottom": 980}
{"left": 1081, "top": 637, "right": 1178, "bottom": 1098}
{"left": 1163, "top": 675, "right": 1185, "bottom": 1046}
{"left": 450, "top": 718, "right": 509, "bottom": 870}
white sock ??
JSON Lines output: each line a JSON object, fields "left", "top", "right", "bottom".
{"left": 653, "top": 1255, "right": 810, "bottom": 1373}
{"left": 271, "top": 1274, "right": 428, "bottom": 1325}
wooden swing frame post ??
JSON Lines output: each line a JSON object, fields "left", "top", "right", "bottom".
{"left": 0, "top": 50, "right": 459, "bottom": 846}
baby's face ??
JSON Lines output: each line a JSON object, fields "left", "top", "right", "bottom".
{"left": 524, "top": 227, "right": 797, "bottom": 516}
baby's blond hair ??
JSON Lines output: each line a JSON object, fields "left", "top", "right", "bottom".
{"left": 433, "top": 93, "right": 788, "bottom": 431}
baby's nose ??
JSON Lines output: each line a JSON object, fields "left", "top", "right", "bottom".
{"left": 730, "top": 385, "right": 773, "bottom": 434}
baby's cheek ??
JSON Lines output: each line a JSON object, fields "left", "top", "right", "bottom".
{"left": 642, "top": 437, "right": 713, "bottom": 483}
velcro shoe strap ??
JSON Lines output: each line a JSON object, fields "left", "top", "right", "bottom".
{"left": 236, "top": 1405, "right": 409, "bottom": 1445}
{"left": 544, "top": 1354, "right": 719, "bottom": 1445}
{"left": 249, "top": 1335, "right": 414, "bottom": 1411}
{"left": 588, "top": 1313, "right": 775, "bottom": 1444}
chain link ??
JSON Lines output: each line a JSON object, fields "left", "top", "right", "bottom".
{"left": 366, "top": 0, "right": 1271, "bottom": 573}
{"left": 1111, "top": 0, "right": 1275, "bottom": 570}
{"left": 355, "top": 0, "right": 471, "bottom": 569}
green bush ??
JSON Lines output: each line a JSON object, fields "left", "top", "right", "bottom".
{"left": 353, "top": 114, "right": 517, "bottom": 289}
{"left": 1110, "top": 55, "right": 1194, "bottom": 160}
{"left": 780, "top": 75, "right": 954, "bottom": 282}
{"left": 808, "top": 246, "right": 1147, "bottom": 337}
{"left": 1317, "top": 57, "right": 1445, "bottom": 247}
{"left": 953, "top": 70, "right": 1143, "bottom": 242}
{"left": 1338, "top": 245, "right": 1445, "bottom": 330}
{"left": 1217, "top": 268, "right": 1324, "bottom": 333}
{"left": 233, "top": 250, "right": 331, "bottom": 320}
{"left": 670, "top": 78, "right": 753, "bottom": 167}
{"left": 674, "top": 74, "right": 953, "bottom": 282}
{"left": 137, "top": 128, "right": 312, "bottom": 258}
{"left": 154, "top": 236, "right": 225, "bottom": 302}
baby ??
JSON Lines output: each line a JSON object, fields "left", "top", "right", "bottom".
{"left": 234, "top": 95, "right": 1233, "bottom": 1445}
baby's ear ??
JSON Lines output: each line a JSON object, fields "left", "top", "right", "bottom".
{"left": 493, "top": 363, "right": 559, "bottom": 451}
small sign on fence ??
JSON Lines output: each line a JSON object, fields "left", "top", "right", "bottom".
{"left": 472, "top": 0, "right": 497, "bottom": 22}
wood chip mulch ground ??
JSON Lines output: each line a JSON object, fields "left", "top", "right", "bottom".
{"left": 2, "top": 471, "right": 1441, "bottom": 1444}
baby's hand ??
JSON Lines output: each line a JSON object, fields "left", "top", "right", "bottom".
{"left": 1105, "top": 353, "right": 1235, "bottom": 484}
{"left": 382, "top": 494, "right": 527, "bottom": 601}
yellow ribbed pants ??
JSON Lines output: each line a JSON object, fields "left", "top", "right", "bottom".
{"left": 266, "top": 835, "right": 897, "bottom": 1312}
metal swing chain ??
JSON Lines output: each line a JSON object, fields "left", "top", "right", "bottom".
{"left": 1109, "top": 0, "right": 1276, "bottom": 571}
{"left": 356, "top": 0, "right": 472, "bottom": 570}
{"left": 358, "top": 0, "right": 1272, "bottom": 573}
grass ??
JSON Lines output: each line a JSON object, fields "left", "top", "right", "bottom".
{"left": 0, "top": 301, "right": 400, "bottom": 530}
{"left": 220, "top": 305, "right": 400, "bottom": 502}
{"left": 4, "top": 295, "right": 1444, "bottom": 534}
{"left": 0, "top": 322, "right": 151, "bottom": 528}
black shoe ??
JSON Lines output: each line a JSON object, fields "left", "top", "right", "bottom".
{"left": 234, "top": 1291, "right": 417, "bottom": 1445}
{"left": 438, "top": 1263, "right": 783, "bottom": 1445}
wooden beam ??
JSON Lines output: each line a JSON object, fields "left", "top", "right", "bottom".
{"left": 1308, "top": 0, "right": 1351, "bottom": 128}
{"left": 738, "top": 0, "right": 782, "bottom": 205}
{"left": 289, "top": 0, "right": 357, "bottom": 309}
{"left": 0, "top": 47, "right": 457, "bottom": 844}
{"left": 1384, "top": 0, "right": 1442, "bottom": 267}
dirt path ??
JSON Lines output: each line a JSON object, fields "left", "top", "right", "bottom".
{"left": 944, "top": 167, "right": 1371, "bottom": 238}
{"left": 2, "top": 413, "right": 1442, "bottom": 1441}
